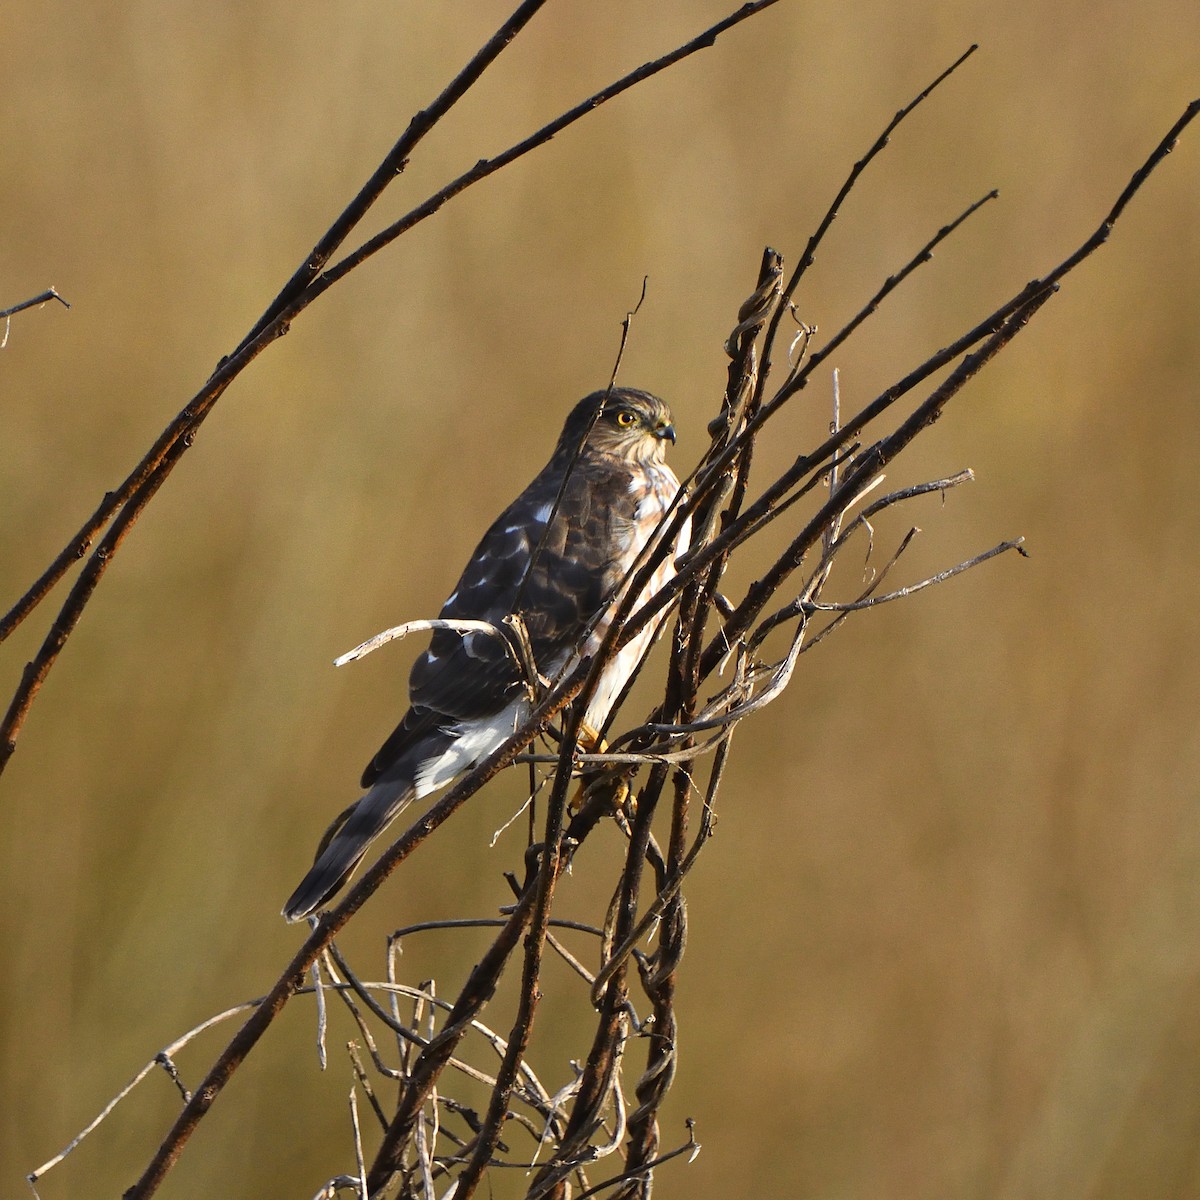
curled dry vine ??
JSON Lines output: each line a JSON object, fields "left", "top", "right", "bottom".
{"left": 13, "top": 5, "right": 1198, "bottom": 1200}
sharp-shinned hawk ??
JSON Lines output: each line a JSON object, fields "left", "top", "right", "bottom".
{"left": 283, "top": 387, "right": 686, "bottom": 921}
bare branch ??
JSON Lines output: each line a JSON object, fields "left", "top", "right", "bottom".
{"left": 755, "top": 44, "right": 980, "bottom": 403}
{"left": 0, "top": 0, "right": 549, "bottom": 647}
{"left": 805, "top": 537, "right": 1027, "bottom": 612}
{"left": 15, "top": 16, "right": 1193, "bottom": 1194}
{"left": 0, "top": 0, "right": 782, "bottom": 779}
{"left": 0, "top": 288, "right": 71, "bottom": 320}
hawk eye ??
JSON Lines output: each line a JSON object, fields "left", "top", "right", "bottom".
{"left": 614, "top": 410, "right": 637, "bottom": 428}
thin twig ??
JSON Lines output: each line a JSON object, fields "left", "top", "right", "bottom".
{"left": 804, "top": 538, "right": 1027, "bottom": 612}
{"left": 755, "top": 44, "right": 980, "bottom": 406}
{"left": 349, "top": 1088, "right": 368, "bottom": 1200}
{"left": 798, "top": 189, "right": 999, "bottom": 387}
{"left": 574, "top": 1121, "right": 700, "bottom": 1200}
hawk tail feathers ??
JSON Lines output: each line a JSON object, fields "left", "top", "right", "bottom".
{"left": 282, "top": 774, "right": 420, "bottom": 922}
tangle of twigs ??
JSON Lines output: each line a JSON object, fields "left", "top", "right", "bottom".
{"left": 13, "top": 6, "right": 1199, "bottom": 1200}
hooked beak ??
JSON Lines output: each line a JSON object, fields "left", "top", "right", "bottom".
{"left": 655, "top": 422, "right": 676, "bottom": 443}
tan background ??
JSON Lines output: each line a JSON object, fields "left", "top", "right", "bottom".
{"left": 3, "top": 2, "right": 1200, "bottom": 1197}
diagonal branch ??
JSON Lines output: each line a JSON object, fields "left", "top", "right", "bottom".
{"left": 0, "top": 2, "right": 548, "bottom": 651}
{"left": 0, "top": 0, "right": 783, "bottom": 779}
{"left": 754, "top": 43, "right": 979, "bottom": 405}
{"left": 699, "top": 283, "right": 1058, "bottom": 678}
{"left": 320, "top": 1, "right": 785, "bottom": 291}
{"left": 235, "top": 0, "right": 553, "bottom": 355}
{"left": 612, "top": 98, "right": 1200, "bottom": 662}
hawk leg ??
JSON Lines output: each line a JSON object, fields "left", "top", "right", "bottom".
{"left": 570, "top": 721, "right": 631, "bottom": 815}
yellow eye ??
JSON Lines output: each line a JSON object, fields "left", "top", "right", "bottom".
{"left": 615, "top": 410, "right": 637, "bottom": 428}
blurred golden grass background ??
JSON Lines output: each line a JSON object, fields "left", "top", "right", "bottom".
{"left": 3, "top": 1, "right": 1199, "bottom": 1196}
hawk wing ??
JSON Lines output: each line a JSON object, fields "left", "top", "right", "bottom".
{"left": 362, "top": 453, "right": 639, "bottom": 785}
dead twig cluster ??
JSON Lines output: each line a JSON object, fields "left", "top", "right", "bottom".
{"left": 13, "top": 4, "right": 1199, "bottom": 1199}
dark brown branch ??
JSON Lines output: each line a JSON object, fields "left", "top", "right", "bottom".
{"left": 754, "top": 44, "right": 979, "bottom": 405}
{"left": 614, "top": 98, "right": 1200, "bottom": 663}
{"left": 362, "top": 889, "right": 538, "bottom": 1194}
{"left": 122, "top": 661, "right": 591, "bottom": 1200}
{"left": 597, "top": 186, "right": 1000, "bottom": 647}
{"left": 0, "top": 5, "right": 546, "bottom": 651}
{"left": 699, "top": 284, "right": 1057, "bottom": 680}
{"left": 798, "top": 188, "right": 999, "bottom": 384}
{"left": 235, "top": 0, "right": 553, "bottom": 355}
{"left": 317, "top": 2, "right": 784, "bottom": 291}
{"left": 530, "top": 767, "right": 673, "bottom": 1200}
{"left": 0, "top": 0, "right": 781, "bottom": 778}
{"left": 440, "top": 709, "right": 584, "bottom": 1200}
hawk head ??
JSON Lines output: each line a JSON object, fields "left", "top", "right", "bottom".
{"left": 556, "top": 388, "right": 677, "bottom": 466}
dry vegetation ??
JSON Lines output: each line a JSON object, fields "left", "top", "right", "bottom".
{"left": 3, "top": 3, "right": 1200, "bottom": 1199}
